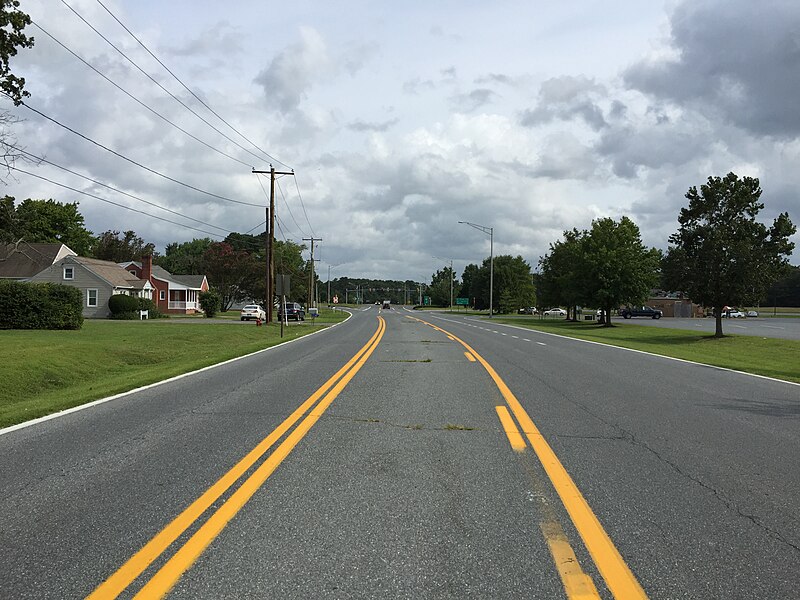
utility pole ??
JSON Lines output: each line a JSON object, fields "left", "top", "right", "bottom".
{"left": 302, "top": 237, "right": 322, "bottom": 309}
{"left": 253, "top": 165, "right": 293, "bottom": 324}
{"left": 459, "top": 221, "right": 494, "bottom": 318}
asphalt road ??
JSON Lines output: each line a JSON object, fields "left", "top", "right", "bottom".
{"left": 1, "top": 306, "right": 798, "bottom": 598}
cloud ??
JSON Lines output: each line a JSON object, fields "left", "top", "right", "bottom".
{"left": 624, "top": 0, "right": 800, "bottom": 138}
{"left": 253, "top": 27, "right": 330, "bottom": 113}
{"left": 520, "top": 75, "right": 608, "bottom": 130}
{"left": 450, "top": 88, "right": 496, "bottom": 112}
{"left": 165, "top": 22, "right": 243, "bottom": 57}
{"left": 347, "top": 118, "right": 399, "bottom": 132}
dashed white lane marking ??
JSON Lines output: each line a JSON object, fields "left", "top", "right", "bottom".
{"left": 536, "top": 342, "right": 547, "bottom": 346}
{"left": 763, "top": 325, "right": 786, "bottom": 330}
{"left": 500, "top": 333, "right": 508, "bottom": 336}
{"left": 523, "top": 339, "right": 531, "bottom": 342}
{"left": 512, "top": 335, "right": 519, "bottom": 339}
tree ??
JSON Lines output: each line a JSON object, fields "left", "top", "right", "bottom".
{"left": 156, "top": 238, "right": 214, "bottom": 275}
{"left": 461, "top": 255, "right": 535, "bottom": 313}
{"left": 92, "top": 230, "right": 155, "bottom": 263}
{"left": 202, "top": 242, "right": 259, "bottom": 311}
{"left": 0, "top": 1, "right": 34, "bottom": 180}
{"left": 580, "top": 217, "right": 661, "bottom": 326}
{"left": 666, "top": 173, "right": 796, "bottom": 337}
{"left": 538, "top": 229, "right": 586, "bottom": 320}
{"left": 429, "top": 266, "right": 457, "bottom": 307}
{"left": 10, "top": 197, "right": 94, "bottom": 255}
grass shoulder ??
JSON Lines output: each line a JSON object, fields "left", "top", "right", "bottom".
{"left": 0, "top": 308, "right": 348, "bottom": 429}
{"left": 490, "top": 317, "right": 800, "bottom": 384}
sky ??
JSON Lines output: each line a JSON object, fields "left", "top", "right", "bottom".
{"left": 4, "top": 0, "right": 799, "bottom": 282}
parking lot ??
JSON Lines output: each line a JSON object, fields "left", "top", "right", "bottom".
{"left": 609, "top": 315, "right": 800, "bottom": 341}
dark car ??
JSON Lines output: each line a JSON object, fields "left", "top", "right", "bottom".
{"left": 280, "top": 302, "right": 305, "bottom": 321}
{"left": 620, "top": 306, "right": 662, "bottom": 319}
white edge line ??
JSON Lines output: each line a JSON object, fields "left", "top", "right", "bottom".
{"left": 0, "top": 310, "right": 354, "bottom": 437}
{"left": 429, "top": 314, "right": 800, "bottom": 388}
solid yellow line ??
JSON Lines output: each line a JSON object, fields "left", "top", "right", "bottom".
{"left": 541, "top": 521, "right": 602, "bottom": 600}
{"left": 133, "top": 317, "right": 386, "bottom": 599}
{"left": 88, "top": 318, "right": 385, "bottom": 600}
{"left": 464, "top": 351, "right": 476, "bottom": 362}
{"left": 411, "top": 316, "right": 647, "bottom": 599}
{"left": 495, "top": 406, "right": 527, "bottom": 452}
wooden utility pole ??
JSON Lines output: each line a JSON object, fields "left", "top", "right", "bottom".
{"left": 253, "top": 165, "right": 293, "bottom": 324}
{"left": 302, "top": 237, "right": 322, "bottom": 308}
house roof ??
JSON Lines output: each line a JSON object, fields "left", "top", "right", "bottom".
{"left": 171, "top": 274, "right": 206, "bottom": 288}
{"left": 70, "top": 256, "right": 151, "bottom": 289}
{"left": 117, "top": 261, "right": 207, "bottom": 290}
{"left": 0, "top": 242, "right": 76, "bottom": 279}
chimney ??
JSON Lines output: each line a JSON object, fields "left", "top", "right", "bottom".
{"left": 142, "top": 254, "right": 153, "bottom": 283}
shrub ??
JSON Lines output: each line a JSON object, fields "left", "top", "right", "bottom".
{"left": 108, "top": 293, "right": 140, "bottom": 320}
{"left": 137, "top": 297, "right": 165, "bottom": 318}
{"left": 199, "top": 290, "right": 220, "bottom": 318}
{"left": 0, "top": 281, "right": 83, "bottom": 330}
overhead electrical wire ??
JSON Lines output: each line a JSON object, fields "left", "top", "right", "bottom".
{"left": 292, "top": 173, "right": 315, "bottom": 238}
{"left": 18, "top": 101, "right": 263, "bottom": 207}
{"left": 10, "top": 165, "right": 227, "bottom": 239}
{"left": 94, "top": 0, "right": 292, "bottom": 171}
{"left": 5, "top": 144, "right": 232, "bottom": 235}
{"left": 59, "top": 0, "right": 268, "bottom": 167}
{"left": 276, "top": 177, "right": 308, "bottom": 239}
{"left": 30, "top": 20, "right": 252, "bottom": 168}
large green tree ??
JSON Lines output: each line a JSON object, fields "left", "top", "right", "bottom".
{"left": 0, "top": 0, "right": 33, "bottom": 106}
{"left": 92, "top": 230, "right": 154, "bottom": 263}
{"left": 155, "top": 238, "right": 214, "bottom": 275}
{"left": 461, "top": 255, "right": 535, "bottom": 313}
{"left": 428, "top": 266, "right": 458, "bottom": 307}
{"left": 580, "top": 217, "right": 661, "bottom": 326}
{"left": 7, "top": 197, "right": 94, "bottom": 254}
{"left": 665, "top": 173, "right": 795, "bottom": 337}
{"left": 202, "top": 242, "right": 260, "bottom": 311}
{"left": 538, "top": 228, "right": 586, "bottom": 319}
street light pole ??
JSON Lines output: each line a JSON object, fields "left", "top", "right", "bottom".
{"left": 458, "top": 221, "right": 494, "bottom": 318}
{"left": 433, "top": 256, "right": 454, "bottom": 311}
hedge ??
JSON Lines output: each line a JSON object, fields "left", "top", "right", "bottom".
{"left": 0, "top": 280, "right": 84, "bottom": 330}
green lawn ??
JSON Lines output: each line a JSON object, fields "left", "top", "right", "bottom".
{"left": 0, "top": 308, "right": 348, "bottom": 428}
{"left": 491, "top": 317, "right": 800, "bottom": 384}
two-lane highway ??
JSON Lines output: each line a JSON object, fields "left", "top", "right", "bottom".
{"left": 1, "top": 306, "right": 798, "bottom": 598}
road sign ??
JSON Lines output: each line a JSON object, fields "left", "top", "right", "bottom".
{"left": 333, "top": 295, "right": 339, "bottom": 304}
{"left": 276, "top": 274, "right": 290, "bottom": 296}
{"left": 455, "top": 297, "right": 469, "bottom": 306}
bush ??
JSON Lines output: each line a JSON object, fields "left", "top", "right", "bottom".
{"left": 199, "top": 290, "right": 220, "bottom": 318}
{"left": 0, "top": 280, "right": 84, "bottom": 330}
{"left": 108, "top": 293, "right": 140, "bottom": 319}
{"left": 137, "top": 297, "right": 165, "bottom": 318}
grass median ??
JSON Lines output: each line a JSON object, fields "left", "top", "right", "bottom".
{"left": 0, "top": 308, "right": 348, "bottom": 429}
{"left": 491, "top": 317, "right": 800, "bottom": 384}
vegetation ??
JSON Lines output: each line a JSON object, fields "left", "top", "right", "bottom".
{"left": 92, "top": 230, "right": 154, "bottom": 262}
{"left": 1, "top": 197, "right": 95, "bottom": 254}
{"left": 0, "top": 280, "right": 83, "bottom": 329}
{"left": 491, "top": 317, "right": 800, "bottom": 384}
{"left": 0, "top": 0, "right": 34, "bottom": 106}
{"left": 664, "top": 173, "right": 796, "bottom": 337}
{"left": 0, "top": 310, "right": 348, "bottom": 428}
{"left": 538, "top": 217, "right": 659, "bottom": 325}
{"left": 199, "top": 289, "right": 221, "bottom": 317}
{"left": 458, "top": 254, "right": 537, "bottom": 313}
{"left": 107, "top": 293, "right": 140, "bottom": 319}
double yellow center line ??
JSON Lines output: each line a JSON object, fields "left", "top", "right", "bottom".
{"left": 89, "top": 317, "right": 385, "bottom": 599}
{"left": 409, "top": 316, "right": 648, "bottom": 600}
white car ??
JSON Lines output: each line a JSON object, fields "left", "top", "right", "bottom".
{"left": 746, "top": 310, "right": 759, "bottom": 317}
{"left": 240, "top": 304, "right": 266, "bottom": 321}
{"left": 724, "top": 309, "right": 745, "bottom": 318}
{"left": 543, "top": 307, "right": 567, "bottom": 317}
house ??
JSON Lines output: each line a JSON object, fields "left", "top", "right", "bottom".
{"left": 119, "top": 255, "right": 209, "bottom": 315}
{"left": 0, "top": 242, "right": 77, "bottom": 280}
{"left": 29, "top": 255, "right": 153, "bottom": 318}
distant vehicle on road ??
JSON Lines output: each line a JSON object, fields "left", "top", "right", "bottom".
{"left": 240, "top": 304, "right": 266, "bottom": 321}
{"left": 724, "top": 309, "right": 745, "bottom": 318}
{"left": 543, "top": 307, "right": 567, "bottom": 317}
{"left": 518, "top": 306, "right": 538, "bottom": 315}
{"left": 280, "top": 302, "right": 305, "bottom": 321}
{"left": 620, "top": 306, "right": 662, "bottom": 319}
{"left": 746, "top": 310, "right": 759, "bottom": 317}
{"left": 382, "top": 300, "right": 391, "bottom": 309}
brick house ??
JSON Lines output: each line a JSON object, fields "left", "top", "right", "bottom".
{"left": 119, "top": 255, "right": 209, "bottom": 315}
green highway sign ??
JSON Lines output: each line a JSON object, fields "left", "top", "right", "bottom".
{"left": 455, "top": 297, "right": 469, "bottom": 306}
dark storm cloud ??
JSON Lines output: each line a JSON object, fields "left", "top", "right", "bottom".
{"left": 625, "top": 0, "right": 800, "bottom": 137}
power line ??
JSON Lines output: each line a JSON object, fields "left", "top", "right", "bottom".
{"left": 276, "top": 177, "right": 308, "bottom": 239}
{"left": 6, "top": 143, "right": 233, "bottom": 235}
{"left": 95, "top": 0, "right": 292, "bottom": 170}
{"left": 31, "top": 20, "right": 252, "bottom": 168}
{"left": 19, "top": 101, "right": 263, "bottom": 207}
{"left": 10, "top": 166, "right": 228, "bottom": 239}
{"left": 59, "top": 0, "right": 268, "bottom": 167}
{"left": 292, "top": 173, "right": 315, "bottom": 238}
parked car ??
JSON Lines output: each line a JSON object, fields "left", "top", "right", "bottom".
{"left": 240, "top": 304, "right": 266, "bottom": 321}
{"left": 518, "top": 306, "right": 538, "bottom": 315}
{"left": 543, "top": 307, "right": 567, "bottom": 317}
{"left": 620, "top": 306, "right": 662, "bottom": 319}
{"left": 280, "top": 302, "right": 306, "bottom": 321}
{"left": 746, "top": 310, "right": 759, "bottom": 317}
{"left": 724, "top": 308, "right": 745, "bottom": 318}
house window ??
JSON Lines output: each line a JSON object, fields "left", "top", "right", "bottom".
{"left": 87, "top": 289, "right": 98, "bottom": 307}
{"left": 129, "top": 270, "right": 137, "bottom": 276}
{"left": 159, "top": 290, "right": 165, "bottom": 301}
{"left": 63, "top": 266, "right": 74, "bottom": 280}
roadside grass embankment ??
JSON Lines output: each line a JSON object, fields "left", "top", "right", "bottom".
{"left": 0, "top": 308, "right": 348, "bottom": 429}
{"left": 491, "top": 317, "right": 800, "bottom": 384}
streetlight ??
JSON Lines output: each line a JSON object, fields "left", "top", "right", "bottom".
{"left": 458, "top": 221, "right": 493, "bottom": 318}
{"left": 433, "top": 255, "right": 454, "bottom": 311}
